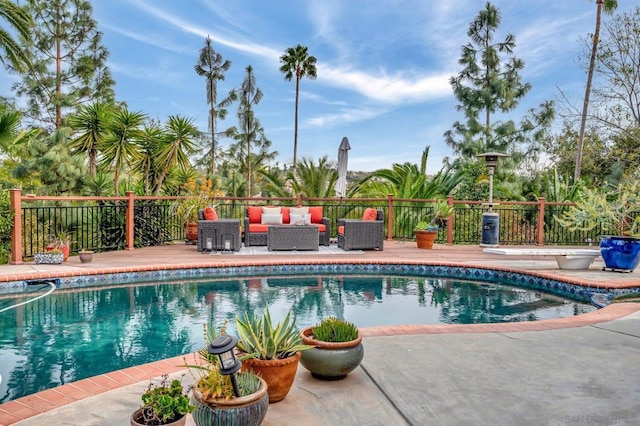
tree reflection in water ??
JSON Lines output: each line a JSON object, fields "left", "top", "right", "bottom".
{"left": 0, "top": 275, "right": 594, "bottom": 402}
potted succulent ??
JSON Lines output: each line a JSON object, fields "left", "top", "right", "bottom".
{"left": 300, "top": 317, "right": 363, "bottom": 380}
{"left": 415, "top": 202, "right": 455, "bottom": 249}
{"left": 130, "top": 374, "right": 194, "bottom": 426}
{"left": 46, "top": 232, "right": 71, "bottom": 261}
{"left": 556, "top": 182, "right": 640, "bottom": 272}
{"left": 235, "top": 306, "right": 312, "bottom": 402}
{"left": 185, "top": 322, "right": 269, "bottom": 426}
{"left": 34, "top": 248, "right": 64, "bottom": 264}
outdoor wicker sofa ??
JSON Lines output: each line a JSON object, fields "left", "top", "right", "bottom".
{"left": 244, "top": 206, "right": 331, "bottom": 247}
{"left": 197, "top": 209, "right": 242, "bottom": 252}
{"left": 338, "top": 209, "right": 384, "bottom": 251}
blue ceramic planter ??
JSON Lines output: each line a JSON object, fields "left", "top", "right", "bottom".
{"left": 599, "top": 236, "right": 640, "bottom": 272}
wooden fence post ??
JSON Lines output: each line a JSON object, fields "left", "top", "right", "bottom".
{"left": 446, "top": 196, "right": 454, "bottom": 245}
{"left": 9, "top": 188, "right": 23, "bottom": 264}
{"left": 387, "top": 194, "right": 394, "bottom": 240}
{"left": 537, "top": 197, "right": 546, "bottom": 246}
{"left": 126, "top": 191, "right": 135, "bottom": 250}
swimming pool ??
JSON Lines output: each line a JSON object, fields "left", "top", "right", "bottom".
{"left": 0, "top": 272, "right": 595, "bottom": 402}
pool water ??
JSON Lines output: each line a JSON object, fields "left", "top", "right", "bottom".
{"left": 0, "top": 274, "right": 595, "bottom": 402}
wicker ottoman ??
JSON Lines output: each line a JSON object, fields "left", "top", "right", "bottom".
{"left": 267, "top": 225, "right": 319, "bottom": 251}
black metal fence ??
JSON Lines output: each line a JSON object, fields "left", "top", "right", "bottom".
{"left": 15, "top": 194, "right": 602, "bottom": 261}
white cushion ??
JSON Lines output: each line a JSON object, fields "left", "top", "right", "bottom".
{"left": 261, "top": 213, "right": 283, "bottom": 224}
{"left": 289, "top": 207, "right": 309, "bottom": 216}
{"left": 262, "top": 207, "right": 281, "bottom": 215}
{"left": 290, "top": 213, "right": 312, "bottom": 225}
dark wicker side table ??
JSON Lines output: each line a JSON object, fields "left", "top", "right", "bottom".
{"left": 197, "top": 219, "right": 242, "bottom": 252}
{"left": 267, "top": 225, "right": 319, "bottom": 251}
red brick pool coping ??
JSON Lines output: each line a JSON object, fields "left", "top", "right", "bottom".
{"left": 1, "top": 257, "right": 639, "bottom": 425}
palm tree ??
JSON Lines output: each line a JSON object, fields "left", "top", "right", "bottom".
{"left": 279, "top": 45, "right": 317, "bottom": 172}
{"left": 194, "top": 36, "right": 236, "bottom": 177}
{"left": 575, "top": 0, "right": 618, "bottom": 181}
{"left": 0, "top": 0, "right": 33, "bottom": 72}
{"left": 0, "top": 109, "right": 39, "bottom": 161}
{"left": 154, "top": 115, "right": 200, "bottom": 195}
{"left": 67, "top": 101, "right": 113, "bottom": 177}
{"left": 235, "top": 65, "right": 263, "bottom": 197}
{"left": 100, "top": 108, "right": 146, "bottom": 194}
{"left": 131, "top": 124, "right": 165, "bottom": 195}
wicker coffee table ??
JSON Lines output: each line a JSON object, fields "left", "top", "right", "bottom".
{"left": 267, "top": 225, "right": 319, "bottom": 251}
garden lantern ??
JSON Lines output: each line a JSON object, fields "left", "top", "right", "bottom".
{"left": 209, "top": 334, "right": 241, "bottom": 397}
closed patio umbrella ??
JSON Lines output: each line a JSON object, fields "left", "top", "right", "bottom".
{"left": 334, "top": 137, "right": 351, "bottom": 198}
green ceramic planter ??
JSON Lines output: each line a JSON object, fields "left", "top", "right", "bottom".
{"left": 300, "top": 327, "right": 364, "bottom": 380}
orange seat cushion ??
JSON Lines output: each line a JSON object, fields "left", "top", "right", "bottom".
{"left": 362, "top": 208, "right": 378, "bottom": 221}
{"left": 249, "top": 224, "right": 270, "bottom": 233}
{"left": 247, "top": 206, "right": 262, "bottom": 224}
{"left": 308, "top": 206, "right": 323, "bottom": 224}
{"left": 338, "top": 225, "right": 345, "bottom": 235}
{"left": 203, "top": 206, "right": 218, "bottom": 220}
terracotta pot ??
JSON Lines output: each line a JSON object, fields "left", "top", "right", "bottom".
{"left": 300, "top": 327, "right": 364, "bottom": 380}
{"left": 241, "top": 351, "right": 301, "bottom": 403}
{"left": 185, "top": 222, "right": 198, "bottom": 243}
{"left": 191, "top": 377, "right": 268, "bottom": 426}
{"left": 415, "top": 230, "right": 437, "bottom": 249}
{"left": 130, "top": 408, "right": 187, "bottom": 426}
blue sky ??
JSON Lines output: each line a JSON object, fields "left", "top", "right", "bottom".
{"left": 4, "top": 1, "right": 636, "bottom": 172}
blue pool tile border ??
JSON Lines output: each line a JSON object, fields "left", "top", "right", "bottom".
{"left": 1, "top": 264, "right": 639, "bottom": 303}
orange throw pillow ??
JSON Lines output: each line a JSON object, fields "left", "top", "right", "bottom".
{"left": 308, "top": 206, "right": 323, "bottom": 224}
{"left": 362, "top": 208, "right": 378, "bottom": 221}
{"left": 247, "top": 206, "right": 262, "bottom": 223}
{"left": 203, "top": 206, "right": 218, "bottom": 220}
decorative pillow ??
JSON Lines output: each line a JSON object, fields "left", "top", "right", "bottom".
{"left": 362, "top": 208, "right": 378, "bottom": 221}
{"left": 262, "top": 206, "right": 281, "bottom": 215}
{"left": 308, "top": 206, "right": 323, "bottom": 224}
{"left": 203, "top": 206, "right": 218, "bottom": 220}
{"left": 289, "top": 207, "right": 309, "bottom": 216}
{"left": 281, "top": 207, "right": 290, "bottom": 224}
{"left": 247, "top": 206, "right": 262, "bottom": 223}
{"left": 261, "top": 213, "right": 283, "bottom": 225}
{"left": 290, "top": 213, "right": 312, "bottom": 225}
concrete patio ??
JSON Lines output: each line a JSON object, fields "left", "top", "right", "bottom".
{"left": 0, "top": 242, "right": 638, "bottom": 425}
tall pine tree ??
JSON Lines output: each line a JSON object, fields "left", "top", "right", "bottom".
{"left": 444, "top": 2, "right": 554, "bottom": 168}
{"left": 13, "top": 0, "right": 115, "bottom": 129}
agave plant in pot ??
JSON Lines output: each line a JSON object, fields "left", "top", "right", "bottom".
{"left": 415, "top": 202, "right": 455, "bottom": 249}
{"left": 300, "top": 317, "right": 363, "bottom": 380}
{"left": 185, "top": 321, "right": 269, "bottom": 426}
{"left": 235, "top": 306, "right": 312, "bottom": 403}
{"left": 130, "top": 374, "right": 194, "bottom": 426}
{"left": 556, "top": 182, "right": 640, "bottom": 272}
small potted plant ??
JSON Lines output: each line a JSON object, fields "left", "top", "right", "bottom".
{"left": 78, "top": 249, "right": 94, "bottom": 263}
{"left": 300, "top": 317, "right": 363, "bottom": 380}
{"left": 46, "top": 232, "right": 71, "bottom": 261}
{"left": 235, "top": 306, "right": 312, "bottom": 402}
{"left": 130, "top": 374, "right": 194, "bottom": 426}
{"left": 34, "top": 248, "right": 64, "bottom": 264}
{"left": 185, "top": 322, "right": 268, "bottom": 426}
{"left": 171, "top": 177, "right": 215, "bottom": 243}
{"left": 415, "top": 202, "right": 455, "bottom": 249}
{"left": 556, "top": 182, "right": 640, "bottom": 272}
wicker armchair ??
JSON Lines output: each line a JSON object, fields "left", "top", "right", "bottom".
{"left": 197, "top": 210, "right": 241, "bottom": 252}
{"left": 337, "top": 209, "right": 384, "bottom": 251}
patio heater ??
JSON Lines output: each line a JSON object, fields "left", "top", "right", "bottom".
{"left": 476, "top": 152, "right": 510, "bottom": 247}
